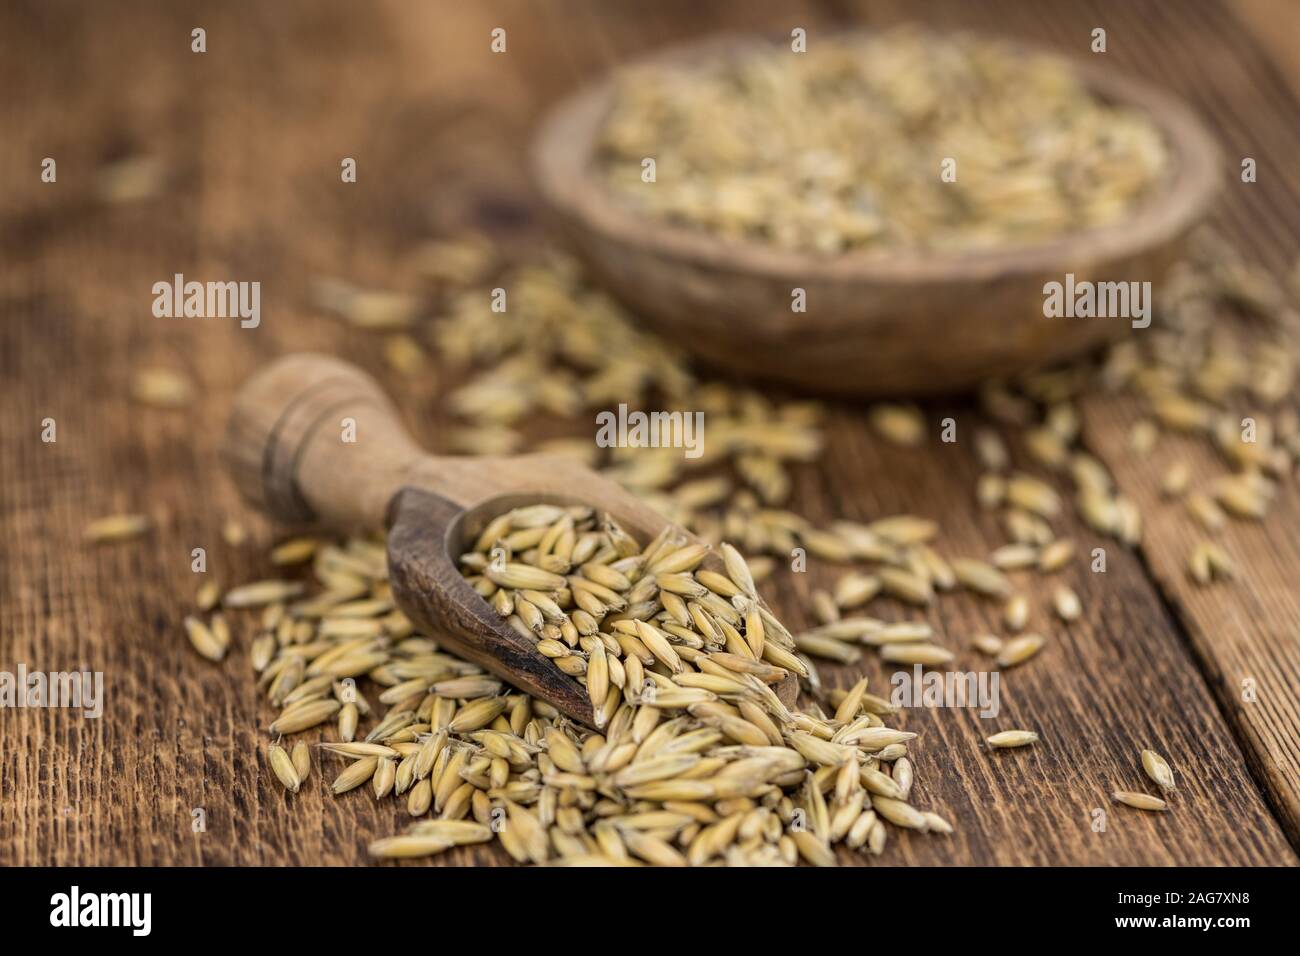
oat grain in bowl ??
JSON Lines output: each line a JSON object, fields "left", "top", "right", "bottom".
{"left": 596, "top": 27, "right": 1169, "bottom": 254}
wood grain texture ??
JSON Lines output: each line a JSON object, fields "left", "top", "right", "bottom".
{"left": 1, "top": 0, "right": 1296, "bottom": 866}
{"left": 1082, "top": 396, "right": 1300, "bottom": 851}
{"left": 1231, "top": 0, "right": 1300, "bottom": 100}
{"left": 1026, "top": 0, "right": 1300, "bottom": 850}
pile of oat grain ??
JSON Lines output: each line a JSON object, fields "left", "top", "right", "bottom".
{"left": 152, "top": 227, "right": 1299, "bottom": 863}
{"left": 596, "top": 27, "right": 1168, "bottom": 254}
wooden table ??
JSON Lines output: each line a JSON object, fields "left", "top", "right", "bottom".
{"left": 2, "top": 0, "right": 1297, "bottom": 866}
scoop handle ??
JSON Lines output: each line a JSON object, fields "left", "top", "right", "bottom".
{"left": 225, "top": 353, "right": 611, "bottom": 532}
{"left": 227, "top": 353, "right": 646, "bottom": 536}
{"left": 222, "top": 353, "right": 430, "bottom": 530}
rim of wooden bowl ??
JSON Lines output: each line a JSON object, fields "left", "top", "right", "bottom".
{"left": 530, "top": 32, "right": 1222, "bottom": 287}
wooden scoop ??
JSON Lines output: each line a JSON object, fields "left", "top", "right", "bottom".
{"left": 224, "top": 353, "right": 797, "bottom": 726}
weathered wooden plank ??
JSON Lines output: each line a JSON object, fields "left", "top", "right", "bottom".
{"left": 1, "top": 0, "right": 1296, "bottom": 866}
{"left": 797, "top": 401, "right": 1294, "bottom": 865}
{"left": 1046, "top": 0, "right": 1300, "bottom": 847}
{"left": 1082, "top": 396, "right": 1300, "bottom": 850}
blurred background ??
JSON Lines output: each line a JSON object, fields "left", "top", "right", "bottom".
{"left": 3, "top": 0, "right": 1298, "bottom": 400}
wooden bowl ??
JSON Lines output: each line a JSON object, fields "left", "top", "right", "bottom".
{"left": 530, "top": 34, "right": 1222, "bottom": 396}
